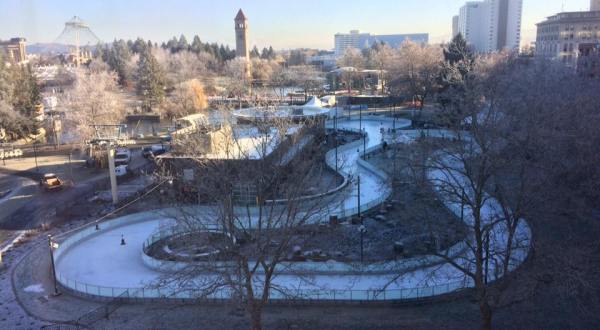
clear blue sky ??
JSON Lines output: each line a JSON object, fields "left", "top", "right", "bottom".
{"left": 0, "top": 0, "right": 592, "bottom": 50}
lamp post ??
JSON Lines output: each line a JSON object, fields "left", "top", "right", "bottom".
{"left": 48, "top": 235, "right": 60, "bottom": 296}
{"left": 359, "top": 104, "right": 362, "bottom": 135}
{"left": 363, "top": 128, "right": 366, "bottom": 158}
{"left": 358, "top": 225, "right": 366, "bottom": 263}
{"left": 334, "top": 115, "right": 338, "bottom": 172}
{"left": 356, "top": 175, "right": 362, "bottom": 219}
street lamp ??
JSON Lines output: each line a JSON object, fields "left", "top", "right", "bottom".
{"left": 358, "top": 225, "right": 366, "bottom": 263}
{"left": 359, "top": 104, "right": 362, "bottom": 136}
{"left": 334, "top": 115, "right": 338, "bottom": 172}
{"left": 47, "top": 235, "right": 60, "bottom": 296}
{"left": 363, "top": 128, "right": 366, "bottom": 158}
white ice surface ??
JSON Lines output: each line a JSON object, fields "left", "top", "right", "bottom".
{"left": 55, "top": 116, "right": 530, "bottom": 298}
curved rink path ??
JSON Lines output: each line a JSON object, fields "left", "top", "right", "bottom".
{"left": 55, "top": 116, "right": 531, "bottom": 299}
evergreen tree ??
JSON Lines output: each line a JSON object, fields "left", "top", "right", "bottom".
{"left": 107, "top": 39, "right": 132, "bottom": 86}
{"left": 177, "top": 34, "right": 189, "bottom": 52}
{"left": 0, "top": 55, "right": 37, "bottom": 140}
{"left": 260, "top": 47, "right": 269, "bottom": 59}
{"left": 11, "top": 64, "right": 41, "bottom": 117}
{"left": 132, "top": 38, "right": 148, "bottom": 54}
{"left": 191, "top": 35, "right": 203, "bottom": 54}
{"left": 219, "top": 44, "right": 227, "bottom": 61}
{"left": 250, "top": 46, "right": 260, "bottom": 58}
{"left": 443, "top": 33, "right": 473, "bottom": 65}
{"left": 166, "top": 37, "right": 178, "bottom": 53}
{"left": 437, "top": 33, "right": 477, "bottom": 124}
{"left": 225, "top": 45, "right": 235, "bottom": 61}
{"left": 136, "top": 47, "right": 166, "bottom": 112}
{"left": 268, "top": 46, "right": 275, "bottom": 59}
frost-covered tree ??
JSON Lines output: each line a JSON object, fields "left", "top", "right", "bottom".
{"left": 388, "top": 40, "right": 443, "bottom": 110}
{"left": 62, "top": 69, "right": 126, "bottom": 140}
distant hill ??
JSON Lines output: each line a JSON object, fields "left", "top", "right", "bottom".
{"left": 27, "top": 43, "right": 97, "bottom": 55}
{"left": 27, "top": 43, "right": 70, "bottom": 54}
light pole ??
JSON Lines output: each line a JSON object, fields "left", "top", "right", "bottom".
{"left": 363, "top": 128, "right": 366, "bottom": 158}
{"left": 358, "top": 175, "right": 361, "bottom": 218}
{"left": 48, "top": 235, "right": 60, "bottom": 296}
{"left": 334, "top": 115, "right": 338, "bottom": 172}
{"left": 358, "top": 225, "right": 366, "bottom": 263}
{"left": 359, "top": 104, "right": 362, "bottom": 134}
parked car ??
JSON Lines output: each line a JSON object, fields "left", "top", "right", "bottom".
{"left": 143, "top": 145, "right": 168, "bottom": 159}
{"left": 114, "top": 148, "right": 131, "bottom": 165}
{"left": 40, "top": 173, "right": 63, "bottom": 191}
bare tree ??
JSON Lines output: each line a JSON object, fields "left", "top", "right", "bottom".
{"left": 153, "top": 48, "right": 215, "bottom": 85}
{"left": 337, "top": 48, "right": 365, "bottom": 93}
{"left": 388, "top": 40, "right": 443, "bottom": 111}
{"left": 366, "top": 43, "right": 393, "bottom": 93}
{"left": 153, "top": 115, "right": 337, "bottom": 329}
{"left": 397, "top": 54, "right": 539, "bottom": 330}
{"left": 224, "top": 57, "right": 252, "bottom": 105}
{"left": 287, "top": 65, "right": 324, "bottom": 101}
{"left": 161, "top": 78, "right": 208, "bottom": 119}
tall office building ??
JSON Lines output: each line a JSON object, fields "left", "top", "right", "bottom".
{"left": 592, "top": 0, "right": 600, "bottom": 11}
{"left": 452, "top": 15, "right": 460, "bottom": 38}
{"left": 334, "top": 30, "right": 429, "bottom": 56}
{"left": 456, "top": 0, "right": 522, "bottom": 53}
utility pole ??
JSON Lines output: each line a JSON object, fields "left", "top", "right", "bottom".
{"left": 107, "top": 147, "right": 119, "bottom": 205}
{"left": 68, "top": 152, "right": 73, "bottom": 184}
{"left": 33, "top": 143, "right": 39, "bottom": 172}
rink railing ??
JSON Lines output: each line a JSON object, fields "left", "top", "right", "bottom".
{"left": 56, "top": 269, "right": 469, "bottom": 301}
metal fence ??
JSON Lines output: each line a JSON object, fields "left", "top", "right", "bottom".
{"left": 57, "top": 267, "right": 468, "bottom": 301}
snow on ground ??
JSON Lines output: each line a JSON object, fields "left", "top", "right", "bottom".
{"left": 23, "top": 284, "right": 45, "bottom": 293}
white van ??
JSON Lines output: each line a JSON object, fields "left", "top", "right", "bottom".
{"left": 114, "top": 148, "right": 131, "bottom": 165}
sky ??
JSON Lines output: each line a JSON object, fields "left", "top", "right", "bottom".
{"left": 0, "top": 0, "right": 593, "bottom": 50}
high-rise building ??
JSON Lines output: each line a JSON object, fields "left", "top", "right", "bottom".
{"left": 334, "top": 30, "right": 429, "bottom": 56}
{"left": 592, "top": 0, "right": 600, "bottom": 11}
{"left": 452, "top": 15, "right": 460, "bottom": 38}
{"left": 456, "top": 0, "right": 522, "bottom": 53}
{"left": 0, "top": 37, "right": 27, "bottom": 64}
{"left": 234, "top": 9, "right": 249, "bottom": 60}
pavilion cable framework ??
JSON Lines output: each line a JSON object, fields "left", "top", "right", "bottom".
{"left": 54, "top": 16, "right": 102, "bottom": 66}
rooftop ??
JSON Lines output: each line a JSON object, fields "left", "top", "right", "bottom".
{"left": 537, "top": 10, "right": 600, "bottom": 25}
{"left": 235, "top": 9, "right": 247, "bottom": 21}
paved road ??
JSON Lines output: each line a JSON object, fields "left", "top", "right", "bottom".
{"left": 0, "top": 149, "right": 151, "bottom": 231}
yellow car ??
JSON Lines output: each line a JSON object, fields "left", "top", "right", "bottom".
{"left": 40, "top": 173, "right": 63, "bottom": 191}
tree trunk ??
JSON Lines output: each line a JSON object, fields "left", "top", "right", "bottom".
{"left": 250, "top": 301, "right": 263, "bottom": 330}
{"left": 479, "top": 299, "right": 493, "bottom": 330}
